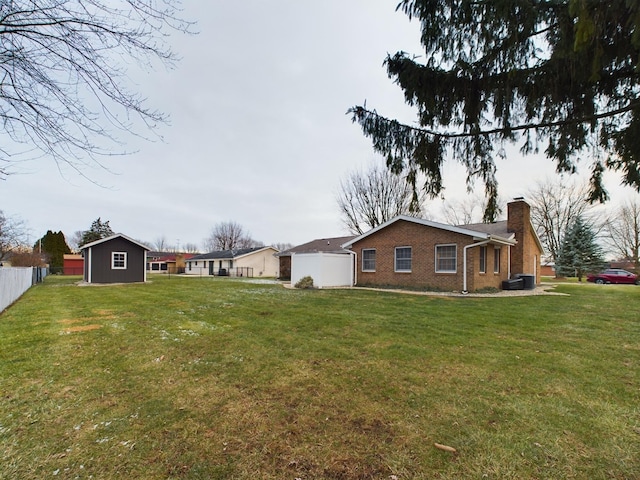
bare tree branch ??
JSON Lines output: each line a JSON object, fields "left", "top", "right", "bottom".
{"left": 336, "top": 161, "right": 426, "bottom": 235}
{"left": 527, "top": 178, "right": 602, "bottom": 265}
{"left": 0, "top": 210, "right": 29, "bottom": 261}
{"left": 204, "top": 222, "right": 261, "bottom": 252}
{"left": 604, "top": 198, "right": 640, "bottom": 266}
{"left": 0, "top": 1, "right": 194, "bottom": 179}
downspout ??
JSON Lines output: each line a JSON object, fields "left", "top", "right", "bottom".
{"left": 462, "top": 240, "right": 491, "bottom": 294}
{"left": 347, "top": 250, "right": 357, "bottom": 287}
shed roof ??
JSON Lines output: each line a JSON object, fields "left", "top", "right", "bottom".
{"left": 80, "top": 234, "right": 151, "bottom": 251}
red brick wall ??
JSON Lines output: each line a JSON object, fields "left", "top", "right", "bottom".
{"left": 507, "top": 200, "right": 542, "bottom": 284}
{"left": 352, "top": 220, "right": 509, "bottom": 291}
{"left": 469, "top": 245, "right": 510, "bottom": 291}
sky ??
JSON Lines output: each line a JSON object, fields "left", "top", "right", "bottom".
{"left": 1, "top": 1, "right": 637, "bottom": 251}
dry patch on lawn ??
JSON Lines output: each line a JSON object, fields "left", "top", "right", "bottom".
{"left": 58, "top": 309, "right": 128, "bottom": 333}
{"left": 62, "top": 324, "right": 102, "bottom": 333}
{"left": 58, "top": 318, "right": 102, "bottom": 333}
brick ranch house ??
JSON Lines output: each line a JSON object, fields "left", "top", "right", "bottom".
{"left": 341, "top": 198, "right": 543, "bottom": 293}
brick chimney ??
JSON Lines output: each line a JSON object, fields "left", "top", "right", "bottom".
{"left": 507, "top": 197, "right": 534, "bottom": 277}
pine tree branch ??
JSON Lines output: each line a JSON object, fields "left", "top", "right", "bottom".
{"left": 349, "top": 101, "right": 640, "bottom": 140}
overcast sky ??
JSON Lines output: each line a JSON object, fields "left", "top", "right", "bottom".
{"left": 1, "top": 1, "right": 636, "bottom": 251}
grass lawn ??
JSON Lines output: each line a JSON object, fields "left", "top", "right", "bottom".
{"left": 0, "top": 275, "right": 639, "bottom": 479}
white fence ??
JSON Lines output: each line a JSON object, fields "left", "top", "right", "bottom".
{"left": 0, "top": 267, "right": 46, "bottom": 313}
{"left": 291, "top": 252, "right": 354, "bottom": 288}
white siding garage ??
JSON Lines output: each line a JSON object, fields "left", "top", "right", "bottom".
{"left": 291, "top": 252, "right": 353, "bottom": 288}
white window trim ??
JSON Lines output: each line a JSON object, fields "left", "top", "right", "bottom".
{"left": 362, "top": 248, "right": 376, "bottom": 272}
{"left": 394, "top": 246, "right": 412, "bottom": 273}
{"left": 112, "top": 251, "right": 127, "bottom": 270}
{"left": 494, "top": 247, "right": 501, "bottom": 274}
{"left": 435, "top": 244, "right": 457, "bottom": 273}
{"left": 479, "top": 246, "right": 487, "bottom": 274}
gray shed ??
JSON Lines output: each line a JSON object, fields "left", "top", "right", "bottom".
{"left": 81, "top": 234, "right": 150, "bottom": 284}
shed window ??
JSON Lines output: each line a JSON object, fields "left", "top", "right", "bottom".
{"left": 395, "top": 247, "right": 412, "bottom": 272}
{"left": 435, "top": 245, "right": 457, "bottom": 273}
{"left": 112, "top": 252, "right": 127, "bottom": 269}
{"left": 362, "top": 249, "right": 376, "bottom": 272}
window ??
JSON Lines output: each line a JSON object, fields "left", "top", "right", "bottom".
{"left": 151, "top": 263, "right": 160, "bottom": 271}
{"left": 436, "top": 245, "right": 457, "bottom": 273}
{"left": 362, "top": 249, "right": 376, "bottom": 271}
{"left": 112, "top": 252, "right": 127, "bottom": 269}
{"left": 395, "top": 247, "right": 412, "bottom": 272}
{"left": 188, "top": 262, "right": 192, "bottom": 271}
{"left": 479, "top": 246, "right": 487, "bottom": 274}
{"left": 494, "top": 247, "right": 501, "bottom": 273}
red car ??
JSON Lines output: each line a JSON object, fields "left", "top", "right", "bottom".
{"left": 586, "top": 269, "right": 639, "bottom": 285}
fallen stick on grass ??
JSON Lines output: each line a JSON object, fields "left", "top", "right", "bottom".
{"left": 434, "top": 443, "right": 457, "bottom": 453}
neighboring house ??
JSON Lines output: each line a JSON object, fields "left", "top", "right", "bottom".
{"left": 80, "top": 234, "right": 151, "bottom": 284}
{"left": 275, "top": 236, "right": 355, "bottom": 281}
{"left": 63, "top": 254, "right": 84, "bottom": 275}
{"left": 341, "top": 198, "right": 543, "bottom": 292}
{"left": 147, "top": 252, "right": 196, "bottom": 274}
{"left": 540, "top": 263, "right": 555, "bottom": 277}
{"left": 185, "top": 246, "right": 279, "bottom": 277}
{"left": 609, "top": 260, "right": 637, "bottom": 273}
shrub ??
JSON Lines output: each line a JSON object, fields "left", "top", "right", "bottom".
{"left": 294, "top": 276, "right": 315, "bottom": 289}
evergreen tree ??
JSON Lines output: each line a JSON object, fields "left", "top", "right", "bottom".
{"left": 349, "top": 1, "right": 640, "bottom": 221}
{"left": 80, "top": 218, "right": 114, "bottom": 247}
{"left": 556, "top": 217, "right": 605, "bottom": 281}
{"left": 34, "top": 230, "right": 71, "bottom": 271}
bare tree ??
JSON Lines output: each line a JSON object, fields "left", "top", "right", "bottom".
{"left": 9, "top": 250, "right": 46, "bottom": 267}
{"left": 605, "top": 198, "right": 640, "bottom": 267}
{"left": 182, "top": 242, "right": 200, "bottom": 254}
{"left": 205, "top": 222, "right": 261, "bottom": 252}
{"left": 68, "top": 230, "right": 84, "bottom": 253}
{"left": 0, "top": 211, "right": 28, "bottom": 261}
{"left": 337, "top": 162, "right": 425, "bottom": 235}
{"left": 154, "top": 236, "right": 168, "bottom": 252}
{"left": 439, "top": 194, "right": 504, "bottom": 226}
{"left": 0, "top": 1, "right": 192, "bottom": 178}
{"left": 527, "top": 178, "right": 597, "bottom": 265}
{"left": 273, "top": 242, "right": 293, "bottom": 252}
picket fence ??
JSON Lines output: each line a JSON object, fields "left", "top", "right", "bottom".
{"left": 0, "top": 267, "right": 47, "bottom": 313}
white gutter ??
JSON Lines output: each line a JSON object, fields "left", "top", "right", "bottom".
{"left": 462, "top": 240, "right": 491, "bottom": 294}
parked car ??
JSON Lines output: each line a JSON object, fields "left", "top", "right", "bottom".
{"left": 586, "top": 269, "right": 639, "bottom": 285}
